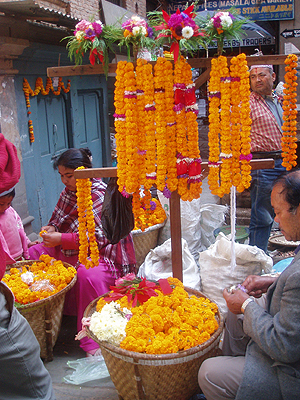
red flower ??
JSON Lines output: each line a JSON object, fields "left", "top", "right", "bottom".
{"left": 103, "top": 275, "right": 173, "bottom": 306}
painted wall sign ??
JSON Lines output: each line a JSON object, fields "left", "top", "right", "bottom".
{"left": 167, "top": 0, "right": 294, "bottom": 21}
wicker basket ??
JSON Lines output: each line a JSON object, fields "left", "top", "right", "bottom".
{"left": 132, "top": 221, "right": 166, "bottom": 268}
{"left": 7, "top": 260, "right": 77, "bottom": 361}
{"left": 84, "top": 287, "right": 224, "bottom": 400}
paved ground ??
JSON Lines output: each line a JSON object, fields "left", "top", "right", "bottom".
{"left": 44, "top": 315, "right": 120, "bottom": 400}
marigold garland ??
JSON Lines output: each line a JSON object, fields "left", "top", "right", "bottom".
{"left": 114, "top": 61, "right": 127, "bottom": 191}
{"left": 113, "top": 57, "right": 203, "bottom": 230}
{"left": 23, "top": 77, "right": 71, "bottom": 143}
{"left": 154, "top": 57, "right": 168, "bottom": 192}
{"left": 76, "top": 166, "right": 100, "bottom": 268}
{"left": 207, "top": 54, "right": 252, "bottom": 197}
{"left": 281, "top": 54, "right": 298, "bottom": 171}
{"left": 3, "top": 254, "right": 76, "bottom": 305}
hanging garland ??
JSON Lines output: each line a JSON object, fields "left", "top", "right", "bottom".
{"left": 23, "top": 77, "right": 71, "bottom": 143}
{"left": 113, "top": 58, "right": 202, "bottom": 229}
{"left": 76, "top": 166, "right": 99, "bottom": 269}
{"left": 281, "top": 54, "right": 298, "bottom": 171}
{"left": 207, "top": 54, "right": 252, "bottom": 197}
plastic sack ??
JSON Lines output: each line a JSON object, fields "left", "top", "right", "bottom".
{"left": 157, "top": 191, "right": 227, "bottom": 265}
{"left": 101, "top": 177, "right": 134, "bottom": 244}
{"left": 199, "top": 233, "right": 273, "bottom": 316}
{"left": 63, "top": 356, "right": 110, "bottom": 385}
{"left": 138, "top": 238, "right": 201, "bottom": 291}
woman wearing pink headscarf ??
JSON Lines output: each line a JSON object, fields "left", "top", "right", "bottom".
{"left": 0, "top": 133, "right": 55, "bottom": 399}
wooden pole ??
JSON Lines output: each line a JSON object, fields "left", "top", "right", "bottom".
{"left": 170, "top": 191, "right": 183, "bottom": 281}
{"left": 47, "top": 55, "right": 288, "bottom": 78}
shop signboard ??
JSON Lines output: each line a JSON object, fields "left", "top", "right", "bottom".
{"left": 167, "top": 0, "right": 294, "bottom": 21}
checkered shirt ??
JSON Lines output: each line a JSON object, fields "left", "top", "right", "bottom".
{"left": 49, "top": 178, "right": 136, "bottom": 275}
{"left": 250, "top": 91, "right": 283, "bottom": 152}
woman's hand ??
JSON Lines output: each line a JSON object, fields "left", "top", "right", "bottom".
{"left": 28, "top": 240, "right": 40, "bottom": 247}
{"left": 242, "top": 275, "right": 276, "bottom": 298}
{"left": 41, "top": 232, "right": 62, "bottom": 247}
{"left": 223, "top": 288, "right": 249, "bottom": 314}
{"left": 40, "top": 225, "right": 56, "bottom": 233}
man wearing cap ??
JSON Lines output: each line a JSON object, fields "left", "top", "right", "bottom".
{"left": 0, "top": 133, "right": 55, "bottom": 399}
{"left": 248, "top": 65, "right": 286, "bottom": 253}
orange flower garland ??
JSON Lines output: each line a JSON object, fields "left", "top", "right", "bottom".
{"left": 207, "top": 57, "right": 221, "bottom": 195}
{"left": 281, "top": 54, "right": 298, "bottom": 171}
{"left": 114, "top": 61, "right": 127, "bottom": 191}
{"left": 76, "top": 166, "right": 99, "bottom": 268}
{"left": 154, "top": 57, "right": 168, "bottom": 192}
{"left": 164, "top": 59, "right": 178, "bottom": 194}
{"left": 236, "top": 54, "right": 252, "bottom": 191}
{"left": 124, "top": 62, "right": 140, "bottom": 195}
{"left": 139, "top": 60, "right": 156, "bottom": 191}
{"left": 230, "top": 54, "right": 252, "bottom": 192}
{"left": 208, "top": 54, "right": 252, "bottom": 197}
{"left": 113, "top": 57, "right": 203, "bottom": 222}
{"left": 23, "top": 77, "right": 71, "bottom": 143}
{"left": 174, "top": 57, "right": 189, "bottom": 199}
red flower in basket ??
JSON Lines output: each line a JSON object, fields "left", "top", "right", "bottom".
{"left": 104, "top": 274, "right": 172, "bottom": 307}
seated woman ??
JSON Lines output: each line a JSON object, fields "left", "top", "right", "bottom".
{"left": 29, "top": 148, "right": 136, "bottom": 356}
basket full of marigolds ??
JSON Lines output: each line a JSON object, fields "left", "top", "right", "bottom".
{"left": 3, "top": 255, "right": 77, "bottom": 361}
{"left": 83, "top": 274, "right": 224, "bottom": 400}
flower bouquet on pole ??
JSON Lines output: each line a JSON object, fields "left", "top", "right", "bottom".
{"left": 197, "top": 8, "right": 246, "bottom": 55}
{"left": 64, "top": 19, "right": 115, "bottom": 76}
{"left": 104, "top": 15, "right": 156, "bottom": 61}
{"left": 148, "top": 3, "right": 207, "bottom": 62}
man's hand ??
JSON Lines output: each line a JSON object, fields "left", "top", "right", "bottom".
{"left": 223, "top": 288, "right": 249, "bottom": 314}
{"left": 242, "top": 275, "right": 276, "bottom": 298}
{"left": 41, "top": 232, "right": 62, "bottom": 247}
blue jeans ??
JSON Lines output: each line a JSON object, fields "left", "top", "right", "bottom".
{"left": 249, "top": 159, "right": 286, "bottom": 253}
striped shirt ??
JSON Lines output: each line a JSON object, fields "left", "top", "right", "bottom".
{"left": 49, "top": 178, "right": 136, "bottom": 274}
{"left": 250, "top": 91, "right": 283, "bottom": 152}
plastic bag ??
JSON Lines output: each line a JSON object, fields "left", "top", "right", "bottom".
{"left": 63, "top": 356, "right": 110, "bottom": 385}
{"left": 101, "top": 177, "right": 134, "bottom": 244}
{"left": 138, "top": 238, "right": 201, "bottom": 291}
{"left": 199, "top": 233, "right": 273, "bottom": 316}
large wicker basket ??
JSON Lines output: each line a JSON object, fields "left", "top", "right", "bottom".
{"left": 132, "top": 221, "right": 166, "bottom": 268}
{"left": 7, "top": 260, "right": 77, "bottom": 361}
{"left": 84, "top": 287, "right": 224, "bottom": 400}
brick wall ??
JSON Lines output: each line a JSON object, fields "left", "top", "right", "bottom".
{"left": 69, "top": 0, "right": 100, "bottom": 20}
{"left": 124, "top": 0, "right": 146, "bottom": 18}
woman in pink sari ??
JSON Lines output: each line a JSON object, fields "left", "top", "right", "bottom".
{"left": 29, "top": 148, "right": 136, "bottom": 356}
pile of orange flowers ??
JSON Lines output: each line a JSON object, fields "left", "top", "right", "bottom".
{"left": 207, "top": 53, "right": 252, "bottom": 197}
{"left": 23, "top": 77, "right": 71, "bottom": 143}
{"left": 95, "top": 276, "right": 219, "bottom": 354}
{"left": 76, "top": 166, "right": 99, "bottom": 268}
{"left": 281, "top": 54, "right": 298, "bottom": 171}
{"left": 3, "top": 255, "right": 76, "bottom": 305}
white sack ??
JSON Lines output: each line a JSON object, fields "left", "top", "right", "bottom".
{"left": 157, "top": 191, "right": 228, "bottom": 265}
{"left": 199, "top": 233, "right": 273, "bottom": 315}
{"left": 138, "top": 238, "right": 201, "bottom": 291}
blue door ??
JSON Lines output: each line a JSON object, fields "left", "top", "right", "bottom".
{"left": 19, "top": 74, "right": 111, "bottom": 232}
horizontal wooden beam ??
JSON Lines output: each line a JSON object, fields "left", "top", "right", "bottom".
{"left": 74, "top": 167, "right": 117, "bottom": 179}
{"left": 73, "top": 159, "right": 274, "bottom": 180}
{"left": 47, "top": 55, "right": 288, "bottom": 77}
